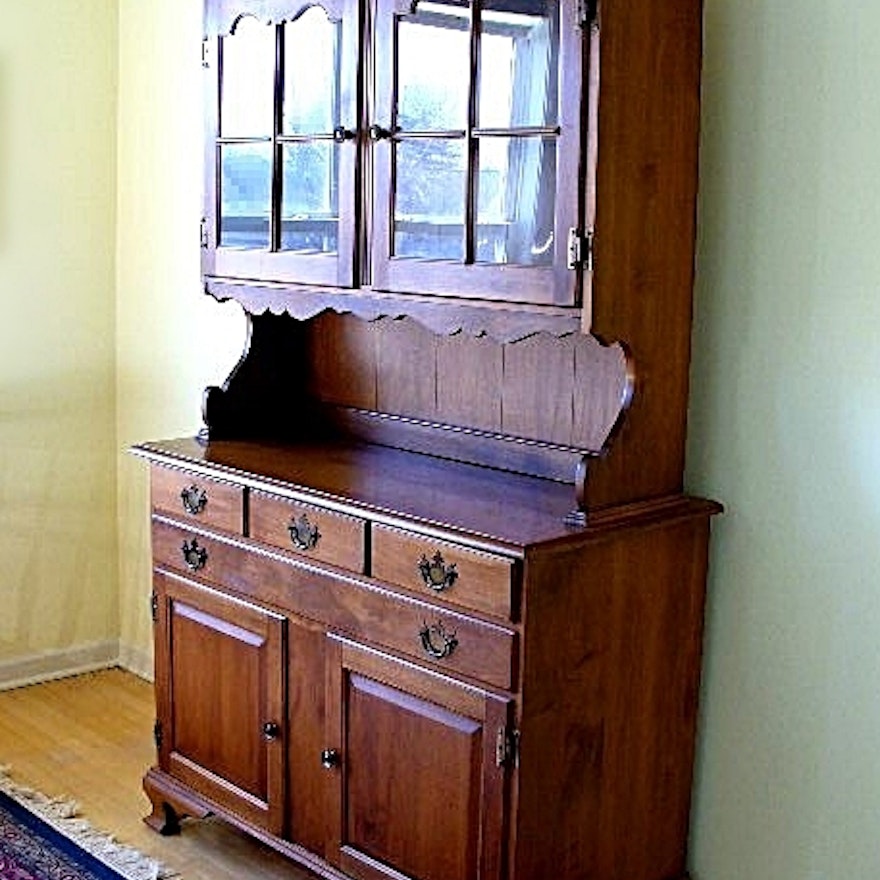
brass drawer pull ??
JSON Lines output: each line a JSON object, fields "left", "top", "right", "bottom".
{"left": 181, "top": 538, "right": 208, "bottom": 572}
{"left": 418, "top": 552, "right": 458, "bottom": 592}
{"left": 419, "top": 621, "right": 458, "bottom": 660}
{"left": 288, "top": 513, "right": 320, "bottom": 552}
{"left": 180, "top": 484, "right": 207, "bottom": 516}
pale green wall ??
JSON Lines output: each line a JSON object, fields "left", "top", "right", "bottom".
{"left": 687, "top": 0, "right": 880, "bottom": 877}
{"left": 0, "top": 3, "right": 119, "bottom": 670}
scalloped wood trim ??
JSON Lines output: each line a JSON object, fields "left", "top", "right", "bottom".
{"left": 205, "top": 278, "right": 583, "bottom": 343}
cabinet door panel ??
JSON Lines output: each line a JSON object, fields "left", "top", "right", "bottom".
{"left": 154, "top": 571, "right": 286, "bottom": 835}
{"left": 203, "top": 0, "right": 359, "bottom": 288}
{"left": 325, "top": 636, "right": 512, "bottom": 880}
{"left": 371, "top": 0, "right": 581, "bottom": 306}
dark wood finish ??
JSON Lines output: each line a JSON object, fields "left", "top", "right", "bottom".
{"left": 151, "top": 516, "right": 517, "bottom": 691}
{"left": 584, "top": 0, "right": 705, "bottom": 507}
{"left": 137, "top": 445, "right": 718, "bottom": 880}
{"left": 201, "top": 311, "right": 633, "bottom": 493}
{"left": 249, "top": 489, "right": 367, "bottom": 573}
{"left": 372, "top": 524, "right": 515, "bottom": 621}
{"left": 514, "top": 513, "right": 712, "bottom": 880}
{"left": 325, "top": 636, "right": 512, "bottom": 880}
{"left": 139, "top": 1, "right": 716, "bottom": 877}
{"left": 205, "top": 279, "right": 584, "bottom": 342}
{"left": 150, "top": 571, "right": 286, "bottom": 835}
{"left": 435, "top": 333, "right": 503, "bottom": 433}
{"left": 151, "top": 465, "right": 244, "bottom": 534}
{"left": 202, "top": 0, "right": 360, "bottom": 288}
{"left": 307, "top": 313, "right": 378, "bottom": 410}
{"left": 199, "top": 0, "right": 707, "bottom": 512}
{"left": 375, "top": 319, "right": 437, "bottom": 421}
{"left": 366, "top": 0, "right": 581, "bottom": 307}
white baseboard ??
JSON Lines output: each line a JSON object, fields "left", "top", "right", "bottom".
{"left": 117, "top": 642, "right": 154, "bottom": 682}
{"left": 0, "top": 641, "right": 120, "bottom": 691}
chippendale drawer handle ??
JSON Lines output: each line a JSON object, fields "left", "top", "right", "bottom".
{"left": 419, "top": 621, "right": 458, "bottom": 660}
{"left": 418, "top": 552, "right": 458, "bottom": 592}
{"left": 181, "top": 539, "right": 208, "bottom": 572}
{"left": 180, "top": 484, "right": 207, "bottom": 516}
{"left": 288, "top": 513, "right": 321, "bottom": 552}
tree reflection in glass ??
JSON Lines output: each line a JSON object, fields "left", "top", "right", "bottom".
{"left": 392, "top": 0, "right": 560, "bottom": 266}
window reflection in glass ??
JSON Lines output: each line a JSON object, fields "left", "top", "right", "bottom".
{"left": 221, "top": 16, "right": 275, "bottom": 137}
{"left": 479, "top": 0, "right": 559, "bottom": 130}
{"left": 394, "top": 139, "right": 466, "bottom": 260}
{"left": 219, "top": 144, "right": 272, "bottom": 248}
{"left": 476, "top": 134, "right": 555, "bottom": 266}
{"left": 281, "top": 143, "right": 339, "bottom": 253}
{"left": 283, "top": 9, "right": 341, "bottom": 135}
{"left": 397, "top": 1, "right": 470, "bottom": 132}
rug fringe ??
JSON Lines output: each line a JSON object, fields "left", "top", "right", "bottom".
{"left": 0, "top": 766, "right": 179, "bottom": 880}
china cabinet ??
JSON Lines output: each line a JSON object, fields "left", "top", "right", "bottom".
{"left": 135, "top": 0, "right": 718, "bottom": 878}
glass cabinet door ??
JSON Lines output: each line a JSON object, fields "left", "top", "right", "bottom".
{"left": 204, "top": 0, "right": 359, "bottom": 288}
{"left": 203, "top": 0, "right": 584, "bottom": 307}
{"left": 372, "top": 0, "right": 581, "bottom": 306}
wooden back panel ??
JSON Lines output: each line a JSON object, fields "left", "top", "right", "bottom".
{"left": 305, "top": 312, "right": 631, "bottom": 457}
{"left": 202, "top": 310, "right": 631, "bottom": 493}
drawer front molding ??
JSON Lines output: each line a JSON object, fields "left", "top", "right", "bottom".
{"left": 372, "top": 525, "right": 515, "bottom": 620}
{"left": 151, "top": 516, "right": 516, "bottom": 691}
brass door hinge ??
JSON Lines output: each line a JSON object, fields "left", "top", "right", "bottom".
{"left": 153, "top": 719, "right": 163, "bottom": 750}
{"left": 200, "top": 218, "right": 209, "bottom": 249}
{"left": 202, "top": 39, "right": 212, "bottom": 68}
{"left": 496, "top": 726, "right": 520, "bottom": 768}
{"left": 150, "top": 592, "right": 159, "bottom": 623}
{"left": 567, "top": 228, "right": 594, "bottom": 272}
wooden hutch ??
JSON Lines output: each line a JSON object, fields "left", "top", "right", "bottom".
{"left": 134, "top": 0, "right": 719, "bottom": 878}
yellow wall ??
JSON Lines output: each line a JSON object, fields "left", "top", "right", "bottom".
{"left": 115, "top": 0, "right": 243, "bottom": 675}
{"left": 0, "top": 2, "right": 119, "bottom": 679}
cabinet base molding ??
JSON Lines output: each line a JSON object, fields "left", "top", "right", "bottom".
{"left": 143, "top": 768, "right": 352, "bottom": 880}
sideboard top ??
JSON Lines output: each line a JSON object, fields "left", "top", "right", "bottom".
{"left": 134, "top": 437, "right": 720, "bottom": 554}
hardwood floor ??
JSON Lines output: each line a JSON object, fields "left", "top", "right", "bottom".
{"left": 0, "top": 667, "right": 314, "bottom": 880}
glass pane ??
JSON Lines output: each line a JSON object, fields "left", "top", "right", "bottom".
{"left": 476, "top": 135, "right": 555, "bottom": 265}
{"left": 283, "top": 9, "right": 341, "bottom": 135}
{"left": 478, "top": 0, "right": 559, "bottom": 129}
{"left": 280, "top": 143, "right": 339, "bottom": 253}
{"left": 394, "top": 139, "right": 466, "bottom": 260}
{"left": 397, "top": 1, "right": 470, "bottom": 132}
{"left": 219, "top": 144, "right": 272, "bottom": 248}
{"left": 221, "top": 16, "right": 275, "bottom": 137}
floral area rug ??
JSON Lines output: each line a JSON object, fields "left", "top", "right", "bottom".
{"left": 0, "top": 768, "right": 177, "bottom": 880}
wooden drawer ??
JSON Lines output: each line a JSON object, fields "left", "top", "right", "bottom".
{"left": 151, "top": 517, "right": 515, "bottom": 691}
{"left": 249, "top": 491, "right": 366, "bottom": 573}
{"left": 372, "top": 525, "right": 515, "bottom": 620}
{"left": 151, "top": 466, "right": 243, "bottom": 535}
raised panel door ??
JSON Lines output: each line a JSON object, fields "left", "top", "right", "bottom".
{"left": 324, "top": 635, "right": 512, "bottom": 880}
{"left": 153, "top": 570, "right": 287, "bottom": 835}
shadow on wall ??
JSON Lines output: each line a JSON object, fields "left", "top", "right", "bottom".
{"left": 0, "top": 56, "right": 7, "bottom": 251}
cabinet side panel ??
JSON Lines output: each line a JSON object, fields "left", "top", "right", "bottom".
{"left": 588, "top": 0, "right": 704, "bottom": 506}
{"left": 515, "top": 512, "right": 712, "bottom": 880}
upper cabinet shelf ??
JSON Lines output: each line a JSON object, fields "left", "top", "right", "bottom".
{"left": 202, "top": 0, "right": 590, "bottom": 326}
